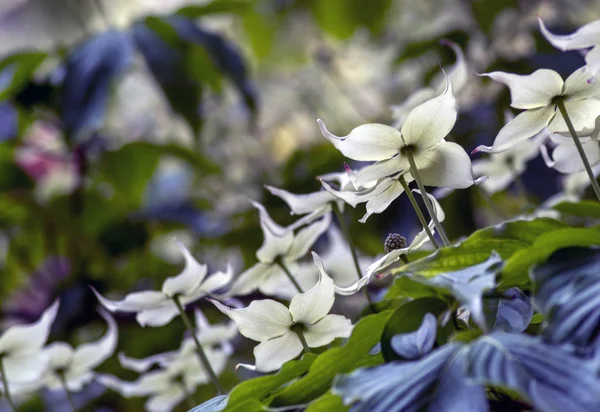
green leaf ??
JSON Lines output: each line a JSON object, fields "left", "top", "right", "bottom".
{"left": 501, "top": 228, "right": 600, "bottom": 288}
{"left": 0, "top": 52, "right": 47, "bottom": 100}
{"left": 389, "top": 218, "right": 566, "bottom": 279}
{"left": 241, "top": 10, "right": 276, "bottom": 59}
{"left": 269, "top": 310, "right": 393, "bottom": 406}
{"left": 553, "top": 200, "right": 600, "bottom": 219}
{"left": 0, "top": 145, "right": 33, "bottom": 192}
{"left": 177, "top": 0, "right": 253, "bottom": 17}
{"left": 381, "top": 298, "right": 449, "bottom": 361}
{"left": 187, "top": 45, "right": 223, "bottom": 92}
{"left": 310, "top": 0, "right": 356, "bottom": 39}
{"left": 223, "top": 354, "right": 317, "bottom": 411}
{"left": 384, "top": 276, "right": 440, "bottom": 300}
{"left": 306, "top": 393, "right": 348, "bottom": 412}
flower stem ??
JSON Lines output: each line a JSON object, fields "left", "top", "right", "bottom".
{"left": 172, "top": 296, "right": 224, "bottom": 395}
{"left": 404, "top": 152, "right": 451, "bottom": 246}
{"left": 400, "top": 254, "right": 410, "bottom": 264}
{"left": 398, "top": 175, "right": 440, "bottom": 249}
{"left": 58, "top": 372, "right": 77, "bottom": 412}
{"left": 0, "top": 357, "right": 16, "bottom": 412}
{"left": 294, "top": 329, "right": 312, "bottom": 354}
{"left": 275, "top": 260, "right": 304, "bottom": 294}
{"left": 556, "top": 100, "right": 600, "bottom": 201}
{"left": 331, "top": 202, "right": 375, "bottom": 308}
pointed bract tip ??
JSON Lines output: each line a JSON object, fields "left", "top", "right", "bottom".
{"left": 471, "top": 147, "right": 480, "bottom": 155}
{"left": 439, "top": 38, "right": 454, "bottom": 47}
{"left": 343, "top": 162, "right": 351, "bottom": 172}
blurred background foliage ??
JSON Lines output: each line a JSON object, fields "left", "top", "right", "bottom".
{"left": 0, "top": 0, "right": 599, "bottom": 410}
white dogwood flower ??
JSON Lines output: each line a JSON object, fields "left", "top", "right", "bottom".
{"left": 99, "top": 347, "right": 228, "bottom": 412}
{"left": 0, "top": 300, "right": 59, "bottom": 387}
{"left": 539, "top": 17, "right": 600, "bottom": 79}
{"left": 92, "top": 242, "right": 232, "bottom": 327}
{"left": 473, "top": 66, "right": 600, "bottom": 154}
{"left": 334, "top": 191, "right": 444, "bottom": 295}
{"left": 319, "top": 77, "right": 476, "bottom": 190}
{"left": 211, "top": 253, "right": 353, "bottom": 372}
{"left": 224, "top": 202, "right": 331, "bottom": 297}
{"left": 473, "top": 111, "right": 547, "bottom": 194}
{"left": 541, "top": 129, "right": 600, "bottom": 174}
{"left": 29, "top": 310, "right": 118, "bottom": 393}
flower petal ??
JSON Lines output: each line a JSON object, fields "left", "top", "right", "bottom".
{"left": 161, "top": 242, "right": 207, "bottom": 298}
{"left": 317, "top": 119, "right": 404, "bottom": 161}
{"left": 538, "top": 17, "right": 600, "bottom": 51}
{"left": 473, "top": 105, "right": 555, "bottom": 153}
{"left": 118, "top": 351, "right": 175, "bottom": 373}
{"left": 209, "top": 299, "right": 292, "bottom": 342}
{"left": 146, "top": 389, "right": 185, "bottom": 412}
{"left": 417, "top": 141, "right": 475, "bottom": 188}
{"left": 563, "top": 66, "right": 600, "bottom": 99}
{"left": 549, "top": 140, "right": 600, "bottom": 173}
{"left": 443, "top": 39, "right": 469, "bottom": 94}
{"left": 549, "top": 99, "right": 600, "bottom": 136}
{"left": 472, "top": 159, "right": 514, "bottom": 194}
{"left": 70, "top": 310, "right": 118, "bottom": 377}
{"left": 353, "top": 156, "right": 406, "bottom": 187}
{"left": 400, "top": 76, "right": 457, "bottom": 148}
{"left": 136, "top": 303, "right": 180, "bottom": 327}
{"left": 482, "top": 70, "right": 563, "bottom": 109}
{"left": 321, "top": 178, "right": 388, "bottom": 208}
{"left": 253, "top": 332, "right": 303, "bottom": 372}
{"left": 2, "top": 351, "right": 49, "bottom": 384}
{"left": 265, "top": 185, "right": 336, "bottom": 215}
{"left": 198, "top": 265, "right": 234, "bottom": 295}
{"left": 0, "top": 299, "right": 59, "bottom": 356}
{"left": 286, "top": 213, "right": 331, "bottom": 261}
{"left": 92, "top": 288, "right": 168, "bottom": 313}
{"left": 364, "top": 248, "right": 411, "bottom": 280}
{"left": 224, "top": 262, "right": 276, "bottom": 297}
{"left": 289, "top": 252, "right": 335, "bottom": 324}
{"left": 304, "top": 314, "right": 353, "bottom": 347}
{"left": 391, "top": 88, "right": 437, "bottom": 128}
{"left": 254, "top": 203, "right": 295, "bottom": 263}
{"left": 361, "top": 179, "right": 406, "bottom": 222}
{"left": 584, "top": 45, "right": 600, "bottom": 79}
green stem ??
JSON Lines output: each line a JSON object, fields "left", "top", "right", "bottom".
{"left": 0, "top": 357, "right": 16, "bottom": 412}
{"left": 172, "top": 296, "right": 224, "bottom": 395}
{"left": 58, "top": 372, "right": 77, "bottom": 412}
{"left": 295, "top": 329, "right": 312, "bottom": 354}
{"left": 399, "top": 254, "right": 410, "bottom": 264}
{"left": 275, "top": 260, "right": 304, "bottom": 293}
{"left": 331, "top": 203, "right": 375, "bottom": 308}
{"left": 398, "top": 175, "right": 440, "bottom": 249}
{"left": 557, "top": 100, "right": 600, "bottom": 201}
{"left": 404, "top": 152, "right": 451, "bottom": 246}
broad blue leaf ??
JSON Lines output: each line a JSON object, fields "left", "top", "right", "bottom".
{"left": 468, "top": 333, "right": 600, "bottom": 412}
{"left": 334, "top": 332, "right": 600, "bottom": 412}
{"left": 189, "top": 395, "right": 228, "bottom": 412}
{"left": 333, "top": 343, "right": 487, "bottom": 412}
{"left": 417, "top": 252, "right": 503, "bottom": 329}
{"left": 487, "top": 287, "right": 533, "bottom": 333}
{"left": 532, "top": 247, "right": 600, "bottom": 349}
{"left": 169, "top": 16, "right": 257, "bottom": 113}
{"left": 390, "top": 312, "right": 437, "bottom": 360}
{"left": 60, "top": 30, "right": 134, "bottom": 139}
{"left": 131, "top": 21, "right": 203, "bottom": 134}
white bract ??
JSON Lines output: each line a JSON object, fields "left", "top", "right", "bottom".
{"left": 31, "top": 310, "right": 117, "bottom": 392}
{"left": 117, "top": 308, "right": 237, "bottom": 374}
{"left": 264, "top": 171, "right": 348, "bottom": 216}
{"left": 541, "top": 128, "right": 600, "bottom": 174}
{"left": 391, "top": 40, "right": 469, "bottom": 128}
{"left": 319, "top": 77, "right": 477, "bottom": 190}
{"left": 474, "top": 67, "right": 600, "bottom": 154}
{"left": 539, "top": 17, "right": 600, "bottom": 80}
{"left": 472, "top": 111, "right": 546, "bottom": 194}
{"left": 335, "top": 191, "right": 444, "bottom": 295}
{"left": 99, "top": 347, "right": 228, "bottom": 412}
{"left": 211, "top": 253, "right": 353, "bottom": 372}
{"left": 320, "top": 164, "right": 413, "bottom": 223}
{"left": 224, "top": 201, "right": 331, "bottom": 297}
{"left": 0, "top": 300, "right": 59, "bottom": 387}
{"left": 92, "top": 242, "right": 232, "bottom": 327}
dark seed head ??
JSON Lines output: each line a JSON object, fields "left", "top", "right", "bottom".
{"left": 384, "top": 233, "right": 407, "bottom": 253}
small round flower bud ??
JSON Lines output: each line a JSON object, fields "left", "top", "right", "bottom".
{"left": 384, "top": 233, "right": 407, "bottom": 253}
